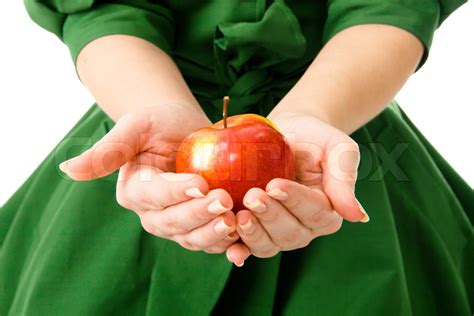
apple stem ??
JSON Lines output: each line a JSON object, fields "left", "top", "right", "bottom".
{"left": 223, "top": 96, "right": 230, "bottom": 128}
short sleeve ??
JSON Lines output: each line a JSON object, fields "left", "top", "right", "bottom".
{"left": 24, "top": 0, "right": 174, "bottom": 64}
{"left": 322, "top": 0, "right": 467, "bottom": 69}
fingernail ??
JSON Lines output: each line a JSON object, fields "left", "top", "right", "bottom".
{"left": 59, "top": 161, "right": 68, "bottom": 173}
{"left": 185, "top": 187, "right": 205, "bottom": 198}
{"left": 214, "top": 219, "right": 234, "bottom": 235}
{"left": 208, "top": 199, "right": 230, "bottom": 214}
{"left": 58, "top": 157, "right": 78, "bottom": 173}
{"left": 267, "top": 188, "right": 288, "bottom": 200}
{"left": 224, "top": 234, "right": 234, "bottom": 241}
{"left": 239, "top": 219, "right": 254, "bottom": 234}
{"left": 245, "top": 199, "right": 266, "bottom": 213}
{"left": 357, "top": 200, "right": 370, "bottom": 223}
{"left": 235, "top": 261, "right": 245, "bottom": 267}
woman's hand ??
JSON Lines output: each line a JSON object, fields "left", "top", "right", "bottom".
{"left": 226, "top": 112, "right": 369, "bottom": 266}
{"left": 60, "top": 105, "right": 240, "bottom": 253}
{"left": 224, "top": 25, "right": 423, "bottom": 266}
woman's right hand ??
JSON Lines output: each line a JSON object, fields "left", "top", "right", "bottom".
{"left": 59, "top": 105, "right": 240, "bottom": 253}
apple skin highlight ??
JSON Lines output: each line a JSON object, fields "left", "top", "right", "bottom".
{"left": 176, "top": 111, "right": 295, "bottom": 212}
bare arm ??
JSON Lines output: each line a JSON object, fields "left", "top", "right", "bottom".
{"left": 63, "top": 35, "right": 238, "bottom": 256}
{"left": 76, "top": 34, "right": 209, "bottom": 123}
{"left": 70, "top": 26, "right": 425, "bottom": 267}
{"left": 269, "top": 24, "right": 424, "bottom": 134}
{"left": 226, "top": 25, "right": 426, "bottom": 264}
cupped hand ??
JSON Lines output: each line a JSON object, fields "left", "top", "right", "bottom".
{"left": 226, "top": 112, "right": 369, "bottom": 266}
{"left": 59, "top": 105, "right": 240, "bottom": 253}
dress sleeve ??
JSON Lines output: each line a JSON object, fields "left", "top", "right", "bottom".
{"left": 24, "top": 0, "right": 174, "bottom": 63}
{"left": 322, "top": 0, "right": 467, "bottom": 69}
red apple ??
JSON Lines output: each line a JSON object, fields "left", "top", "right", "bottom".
{"left": 176, "top": 97, "right": 295, "bottom": 211}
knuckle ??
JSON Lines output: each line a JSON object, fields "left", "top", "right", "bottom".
{"left": 285, "top": 184, "right": 306, "bottom": 209}
{"left": 242, "top": 227, "right": 262, "bottom": 243}
{"left": 146, "top": 188, "right": 167, "bottom": 210}
{"left": 318, "top": 216, "right": 343, "bottom": 236}
{"left": 176, "top": 236, "right": 201, "bottom": 251}
{"left": 129, "top": 189, "right": 144, "bottom": 205}
{"left": 140, "top": 217, "right": 158, "bottom": 236}
{"left": 120, "top": 185, "right": 149, "bottom": 210}
{"left": 152, "top": 199, "right": 167, "bottom": 211}
{"left": 284, "top": 237, "right": 312, "bottom": 251}
{"left": 116, "top": 192, "right": 133, "bottom": 210}
{"left": 255, "top": 247, "right": 279, "bottom": 258}
{"left": 299, "top": 239, "right": 312, "bottom": 248}
{"left": 203, "top": 249, "right": 218, "bottom": 254}
{"left": 328, "top": 139, "right": 360, "bottom": 178}
{"left": 257, "top": 207, "right": 278, "bottom": 223}
{"left": 190, "top": 205, "right": 212, "bottom": 222}
{"left": 203, "top": 247, "right": 226, "bottom": 254}
{"left": 161, "top": 215, "right": 188, "bottom": 235}
{"left": 274, "top": 228, "right": 302, "bottom": 248}
{"left": 282, "top": 244, "right": 303, "bottom": 252}
{"left": 171, "top": 192, "right": 182, "bottom": 205}
{"left": 116, "top": 184, "right": 134, "bottom": 210}
{"left": 308, "top": 210, "right": 326, "bottom": 226}
{"left": 327, "top": 218, "right": 343, "bottom": 234}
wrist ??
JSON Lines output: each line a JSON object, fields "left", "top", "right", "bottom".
{"left": 134, "top": 101, "right": 211, "bottom": 136}
{"left": 160, "top": 101, "right": 212, "bottom": 131}
{"left": 269, "top": 98, "right": 336, "bottom": 129}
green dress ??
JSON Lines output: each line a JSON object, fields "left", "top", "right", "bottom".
{"left": 1, "top": 0, "right": 473, "bottom": 315}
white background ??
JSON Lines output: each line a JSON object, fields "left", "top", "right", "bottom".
{"left": 0, "top": 2, "right": 473, "bottom": 205}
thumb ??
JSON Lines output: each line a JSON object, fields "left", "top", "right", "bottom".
{"left": 59, "top": 114, "right": 148, "bottom": 181}
{"left": 323, "top": 139, "right": 369, "bottom": 223}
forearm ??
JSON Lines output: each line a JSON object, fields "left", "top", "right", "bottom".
{"left": 76, "top": 35, "right": 208, "bottom": 122}
{"left": 269, "top": 24, "right": 424, "bottom": 134}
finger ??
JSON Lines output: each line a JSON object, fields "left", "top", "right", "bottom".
{"left": 236, "top": 210, "right": 281, "bottom": 256}
{"left": 323, "top": 138, "right": 369, "bottom": 222}
{"left": 140, "top": 188, "right": 233, "bottom": 236}
{"left": 265, "top": 178, "right": 333, "bottom": 229}
{"left": 226, "top": 243, "right": 251, "bottom": 267}
{"left": 116, "top": 165, "right": 209, "bottom": 212}
{"left": 203, "top": 232, "right": 240, "bottom": 254}
{"left": 59, "top": 113, "right": 149, "bottom": 180}
{"left": 243, "top": 188, "right": 311, "bottom": 249}
{"left": 177, "top": 211, "right": 238, "bottom": 250}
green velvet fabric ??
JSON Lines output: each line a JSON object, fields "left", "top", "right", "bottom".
{"left": 1, "top": 0, "right": 472, "bottom": 315}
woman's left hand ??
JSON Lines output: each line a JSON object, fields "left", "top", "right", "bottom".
{"left": 226, "top": 112, "right": 369, "bottom": 266}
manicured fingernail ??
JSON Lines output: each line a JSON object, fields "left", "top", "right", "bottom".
{"left": 245, "top": 198, "right": 266, "bottom": 213}
{"left": 214, "top": 219, "right": 233, "bottom": 235}
{"left": 58, "top": 157, "right": 78, "bottom": 173}
{"left": 357, "top": 200, "right": 370, "bottom": 223}
{"left": 59, "top": 161, "right": 68, "bottom": 173}
{"left": 267, "top": 188, "right": 288, "bottom": 200}
{"left": 185, "top": 187, "right": 205, "bottom": 198}
{"left": 235, "top": 261, "right": 245, "bottom": 267}
{"left": 239, "top": 219, "right": 254, "bottom": 234}
{"left": 208, "top": 199, "right": 230, "bottom": 214}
